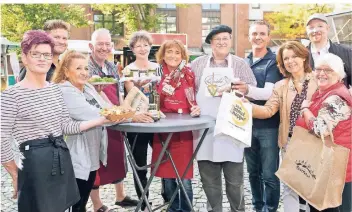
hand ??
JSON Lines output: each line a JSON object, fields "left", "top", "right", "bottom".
{"left": 240, "top": 97, "right": 249, "bottom": 103}
{"left": 133, "top": 79, "right": 151, "bottom": 88}
{"left": 231, "top": 81, "right": 248, "bottom": 95}
{"left": 162, "top": 75, "right": 171, "bottom": 86}
{"left": 132, "top": 112, "right": 154, "bottom": 123}
{"left": 349, "top": 85, "right": 352, "bottom": 96}
{"left": 190, "top": 105, "right": 201, "bottom": 117}
{"left": 101, "top": 117, "right": 128, "bottom": 125}
{"left": 94, "top": 85, "right": 108, "bottom": 93}
{"left": 301, "top": 100, "right": 311, "bottom": 109}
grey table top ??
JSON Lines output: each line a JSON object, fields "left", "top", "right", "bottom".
{"left": 110, "top": 113, "right": 215, "bottom": 133}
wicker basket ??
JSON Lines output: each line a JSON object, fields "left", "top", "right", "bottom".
{"left": 106, "top": 111, "right": 135, "bottom": 121}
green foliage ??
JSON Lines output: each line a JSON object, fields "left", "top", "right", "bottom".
{"left": 265, "top": 4, "right": 334, "bottom": 39}
{"left": 91, "top": 4, "right": 161, "bottom": 35}
{"left": 1, "top": 4, "right": 90, "bottom": 42}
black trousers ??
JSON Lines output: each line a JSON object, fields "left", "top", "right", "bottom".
{"left": 127, "top": 132, "right": 154, "bottom": 210}
{"left": 72, "top": 171, "right": 97, "bottom": 212}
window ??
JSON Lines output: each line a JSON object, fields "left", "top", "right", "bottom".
{"left": 158, "top": 4, "right": 176, "bottom": 9}
{"left": 202, "top": 4, "right": 220, "bottom": 11}
{"left": 202, "top": 8, "right": 221, "bottom": 43}
{"left": 93, "top": 13, "right": 124, "bottom": 36}
{"left": 251, "top": 4, "right": 260, "bottom": 9}
{"left": 156, "top": 5, "right": 177, "bottom": 33}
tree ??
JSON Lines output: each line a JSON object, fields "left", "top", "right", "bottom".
{"left": 265, "top": 4, "right": 334, "bottom": 39}
{"left": 1, "top": 4, "right": 90, "bottom": 42}
{"left": 91, "top": 4, "right": 160, "bottom": 35}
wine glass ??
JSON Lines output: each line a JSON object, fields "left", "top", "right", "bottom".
{"left": 184, "top": 87, "right": 197, "bottom": 107}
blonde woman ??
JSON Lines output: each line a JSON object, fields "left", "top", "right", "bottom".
{"left": 52, "top": 50, "right": 125, "bottom": 212}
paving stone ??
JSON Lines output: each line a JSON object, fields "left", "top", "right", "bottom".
{"left": 1, "top": 146, "right": 284, "bottom": 212}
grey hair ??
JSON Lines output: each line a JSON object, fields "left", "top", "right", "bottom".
{"left": 91, "top": 28, "right": 111, "bottom": 44}
{"left": 249, "top": 20, "right": 271, "bottom": 35}
{"left": 129, "top": 30, "right": 153, "bottom": 49}
{"left": 315, "top": 53, "right": 346, "bottom": 80}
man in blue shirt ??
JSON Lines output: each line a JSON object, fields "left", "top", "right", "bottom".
{"left": 232, "top": 20, "right": 282, "bottom": 212}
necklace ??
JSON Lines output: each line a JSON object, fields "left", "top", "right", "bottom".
{"left": 292, "top": 75, "right": 306, "bottom": 84}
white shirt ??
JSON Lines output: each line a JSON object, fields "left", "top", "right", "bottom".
{"left": 102, "top": 65, "right": 108, "bottom": 75}
{"left": 311, "top": 41, "right": 330, "bottom": 64}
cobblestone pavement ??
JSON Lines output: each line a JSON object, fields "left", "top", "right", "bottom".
{"left": 1, "top": 146, "right": 284, "bottom": 212}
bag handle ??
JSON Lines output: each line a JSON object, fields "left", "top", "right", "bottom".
{"left": 319, "top": 116, "right": 335, "bottom": 146}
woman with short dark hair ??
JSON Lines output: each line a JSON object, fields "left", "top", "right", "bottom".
{"left": 1, "top": 30, "right": 114, "bottom": 212}
{"left": 250, "top": 41, "right": 318, "bottom": 211}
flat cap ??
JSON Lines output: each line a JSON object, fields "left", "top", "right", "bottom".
{"left": 205, "top": 25, "right": 232, "bottom": 44}
{"left": 306, "top": 13, "right": 328, "bottom": 26}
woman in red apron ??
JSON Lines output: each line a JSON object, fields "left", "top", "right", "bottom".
{"left": 152, "top": 40, "right": 201, "bottom": 212}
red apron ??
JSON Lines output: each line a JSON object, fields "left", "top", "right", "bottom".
{"left": 94, "top": 84, "right": 126, "bottom": 186}
{"left": 151, "top": 64, "right": 196, "bottom": 179}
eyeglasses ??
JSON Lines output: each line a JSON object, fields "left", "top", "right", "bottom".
{"left": 96, "top": 42, "right": 112, "bottom": 48}
{"left": 212, "top": 37, "right": 231, "bottom": 43}
{"left": 29, "top": 51, "right": 53, "bottom": 60}
{"left": 133, "top": 44, "right": 151, "bottom": 50}
{"left": 315, "top": 68, "right": 333, "bottom": 74}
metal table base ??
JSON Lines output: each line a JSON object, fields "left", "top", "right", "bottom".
{"left": 111, "top": 113, "right": 215, "bottom": 212}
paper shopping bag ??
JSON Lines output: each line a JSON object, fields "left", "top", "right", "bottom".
{"left": 214, "top": 92, "right": 252, "bottom": 148}
{"left": 276, "top": 126, "right": 349, "bottom": 210}
{"left": 122, "top": 86, "right": 149, "bottom": 113}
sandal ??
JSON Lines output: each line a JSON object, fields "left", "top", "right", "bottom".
{"left": 96, "top": 205, "right": 113, "bottom": 212}
{"left": 115, "top": 195, "right": 138, "bottom": 207}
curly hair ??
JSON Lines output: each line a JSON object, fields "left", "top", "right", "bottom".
{"left": 276, "top": 41, "right": 312, "bottom": 77}
{"left": 21, "top": 30, "right": 55, "bottom": 55}
{"left": 51, "top": 50, "right": 87, "bottom": 84}
{"left": 155, "top": 40, "right": 189, "bottom": 64}
{"left": 128, "top": 30, "right": 153, "bottom": 49}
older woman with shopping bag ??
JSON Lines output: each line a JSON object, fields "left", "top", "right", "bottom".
{"left": 295, "top": 53, "right": 352, "bottom": 212}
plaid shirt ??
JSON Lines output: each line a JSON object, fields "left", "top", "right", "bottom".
{"left": 190, "top": 54, "right": 257, "bottom": 93}
{"left": 88, "top": 55, "right": 124, "bottom": 93}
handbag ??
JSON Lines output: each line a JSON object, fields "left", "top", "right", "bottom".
{"left": 214, "top": 92, "right": 252, "bottom": 148}
{"left": 276, "top": 124, "right": 350, "bottom": 210}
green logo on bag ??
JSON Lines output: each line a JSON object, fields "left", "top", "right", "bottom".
{"left": 295, "top": 160, "right": 316, "bottom": 179}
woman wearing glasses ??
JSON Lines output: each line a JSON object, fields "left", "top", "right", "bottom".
{"left": 296, "top": 53, "right": 352, "bottom": 212}
{"left": 122, "top": 30, "right": 156, "bottom": 212}
{"left": 1, "top": 30, "right": 117, "bottom": 212}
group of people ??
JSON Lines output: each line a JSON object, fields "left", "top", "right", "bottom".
{"left": 1, "top": 12, "right": 351, "bottom": 212}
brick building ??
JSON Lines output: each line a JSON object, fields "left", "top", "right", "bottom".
{"left": 69, "top": 4, "right": 277, "bottom": 58}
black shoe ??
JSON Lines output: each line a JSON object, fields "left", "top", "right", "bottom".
{"left": 115, "top": 196, "right": 139, "bottom": 207}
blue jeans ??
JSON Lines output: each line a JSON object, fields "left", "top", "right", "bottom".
{"left": 161, "top": 178, "right": 193, "bottom": 212}
{"left": 244, "top": 128, "right": 280, "bottom": 212}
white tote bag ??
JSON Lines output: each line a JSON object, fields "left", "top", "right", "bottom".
{"left": 214, "top": 92, "right": 252, "bottom": 148}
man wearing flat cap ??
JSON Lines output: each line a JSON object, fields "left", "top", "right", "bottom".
{"left": 191, "top": 24, "right": 257, "bottom": 212}
{"left": 306, "top": 13, "right": 352, "bottom": 86}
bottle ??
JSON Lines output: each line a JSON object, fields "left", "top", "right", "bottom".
{"left": 148, "top": 82, "right": 161, "bottom": 121}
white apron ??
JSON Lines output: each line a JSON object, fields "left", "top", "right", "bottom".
{"left": 193, "top": 55, "right": 244, "bottom": 162}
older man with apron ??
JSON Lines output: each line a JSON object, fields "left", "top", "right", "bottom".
{"left": 191, "top": 25, "right": 257, "bottom": 212}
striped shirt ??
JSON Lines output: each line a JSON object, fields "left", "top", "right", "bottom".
{"left": 190, "top": 54, "right": 257, "bottom": 93}
{"left": 1, "top": 84, "right": 81, "bottom": 163}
